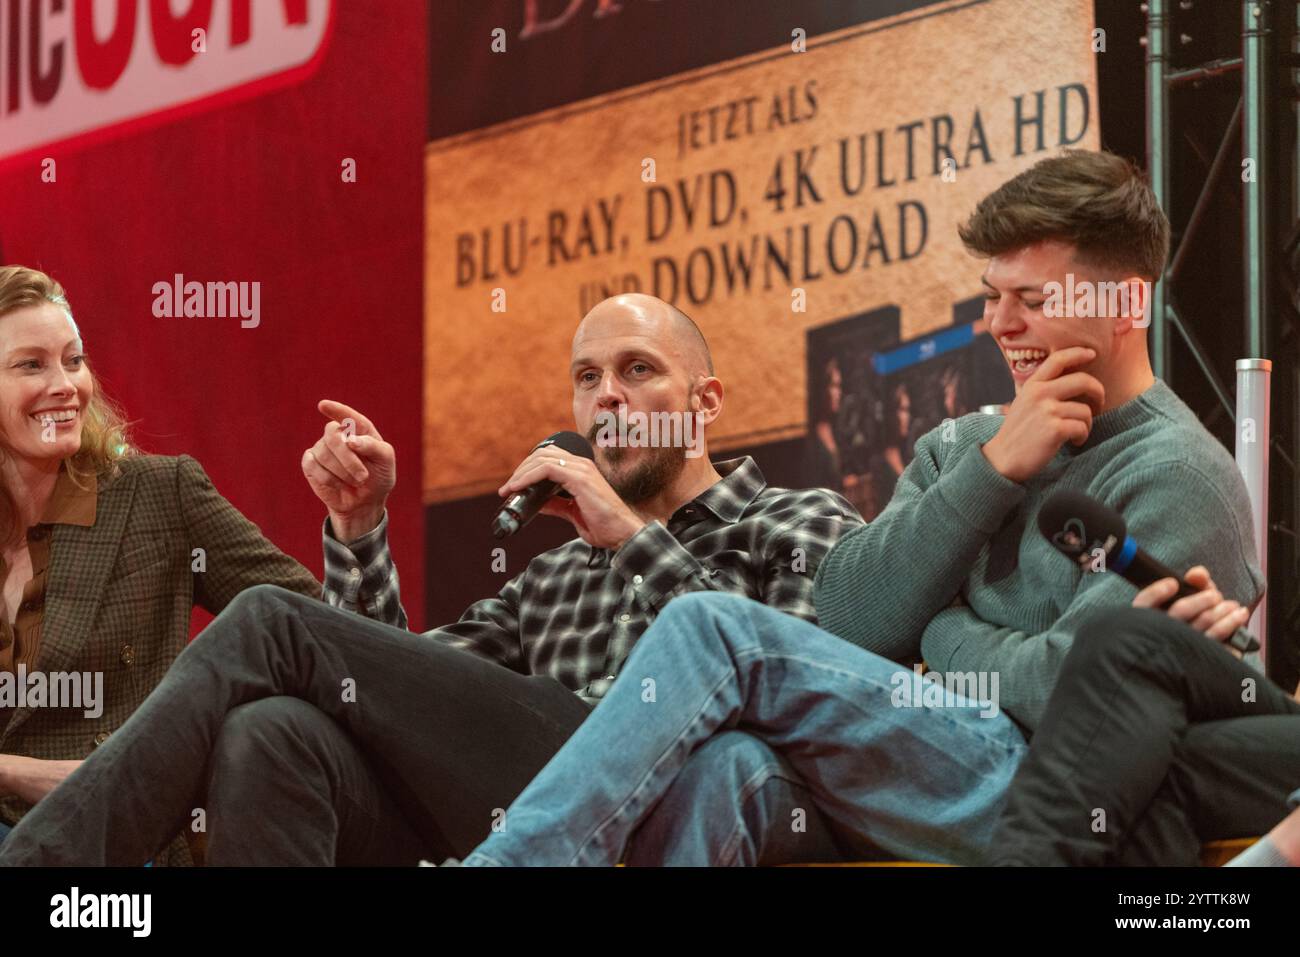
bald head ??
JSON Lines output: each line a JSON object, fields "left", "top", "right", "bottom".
{"left": 568, "top": 293, "right": 723, "bottom": 503}
{"left": 664, "top": 304, "right": 714, "bottom": 377}
{"left": 573, "top": 294, "right": 713, "bottom": 379}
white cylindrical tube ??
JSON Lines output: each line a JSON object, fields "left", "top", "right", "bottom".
{"left": 1235, "top": 358, "right": 1271, "bottom": 665}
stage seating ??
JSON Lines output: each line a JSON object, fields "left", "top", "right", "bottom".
{"left": 782, "top": 838, "right": 1260, "bottom": 867}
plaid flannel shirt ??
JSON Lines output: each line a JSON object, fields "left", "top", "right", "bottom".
{"left": 321, "top": 457, "right": 862, "bottom": 702}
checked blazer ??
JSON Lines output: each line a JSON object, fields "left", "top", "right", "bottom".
{"left": 0, "top": 454, "right": 321, "bottom": 861}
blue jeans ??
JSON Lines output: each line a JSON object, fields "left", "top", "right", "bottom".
{"left": 465, "top": 592, "right": 1028, "bottom": 866}
{"left": 624, "top": 730, "right": 861, "bottom": 865}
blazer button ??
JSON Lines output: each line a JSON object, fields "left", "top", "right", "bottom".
{"left": 120, "top": 645, "right": 136, "bottom": 666}
{"left": 94, "top": 732, "right": 111, "bottom": 747}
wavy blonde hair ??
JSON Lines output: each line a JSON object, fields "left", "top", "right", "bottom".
{"left": 0, "top": 265, "right": 134, "bottom": 546}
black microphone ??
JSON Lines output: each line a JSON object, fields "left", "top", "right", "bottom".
{"left": 491, "top": 431, "right": 595, "bottom": 539}
{"left": 1037, "top": 490, "right": 1260, "bottom": 654}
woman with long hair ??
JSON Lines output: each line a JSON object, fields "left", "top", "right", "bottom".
{"left": 0, "top": 265, "right": 320, "bottom": 863}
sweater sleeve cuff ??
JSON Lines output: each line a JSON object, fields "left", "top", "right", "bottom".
{"left": 936, "top": 444, "right": 1027, "bottom": 534}
{"left": 610, "top": 521, "right": 706, "bottom": 608}
{"left": 919, "top": 605, "right": 968, "bottom": 673}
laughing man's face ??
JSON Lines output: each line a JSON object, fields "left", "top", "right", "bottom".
{"left": 982, "top": 239, "right": 1114, "bottom": 392}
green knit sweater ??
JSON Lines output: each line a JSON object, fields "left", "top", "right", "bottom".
{"left": 813, "top": 379, "right": 1265, "bottom": 732}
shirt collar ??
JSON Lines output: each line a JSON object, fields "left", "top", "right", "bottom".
{"left": 585, "top": 456, "right": 768, "bottom": 567}
{"left": 36, "top": 464, "right": 97, "bottom": 529}
{"left": 677, "top": 456, "right": 766, "bottom": 524}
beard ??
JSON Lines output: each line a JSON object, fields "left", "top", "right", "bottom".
{"left": 587, "top": 418, "right": 689, "bottom": 505}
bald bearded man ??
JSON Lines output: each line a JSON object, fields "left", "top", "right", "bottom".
{"left": 0, "top": 294, "right": 863, "bottom": 866}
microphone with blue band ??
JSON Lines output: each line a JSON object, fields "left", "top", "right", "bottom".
{"left": 1038, "top": 490, "right": 1261, "bottom": 654}
{"left": 1110, "top": 534, "right": 1139, "bottom": 576}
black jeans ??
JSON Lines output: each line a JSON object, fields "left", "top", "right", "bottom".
{"left": 991, "top": 606, "right": 1300, "bottom": 865}
{"left": 0, "top": 586, "right": 849, "bottom": 866}
{"left": 0, "top": 586, "right": 595, "bottom": 865}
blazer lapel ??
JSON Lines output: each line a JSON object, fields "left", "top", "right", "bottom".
{"left": 1, "top": 470, "right": 137, "bottom": 744}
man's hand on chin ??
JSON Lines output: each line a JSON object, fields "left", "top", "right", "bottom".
{"left": 982, "top": 346, "right": 1104, "bottom": 483}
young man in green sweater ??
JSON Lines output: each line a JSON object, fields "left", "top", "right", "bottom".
{"left": 458, "top": 149, "right": 1264, "bottom": 867}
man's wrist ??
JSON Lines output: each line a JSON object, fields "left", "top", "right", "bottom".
{"left": 980, "top": 437, "right": 1015, "bottom": 482}
{"left": 611, "top": 518, "right": 648, "bottom": 552}
{"left": 329, "top": 506, "right": 385, "bottom": 544}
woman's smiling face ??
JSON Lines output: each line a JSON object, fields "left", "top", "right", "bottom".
{"left": 0, "top": 301, "right": 94, "bottom": 468}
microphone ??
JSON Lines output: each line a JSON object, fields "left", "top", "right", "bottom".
{"left": 1037, "top": 490, "right": 1260, "bottom": 654}
{"left": 491, "top": 431, "right": 595, "bottom": 539}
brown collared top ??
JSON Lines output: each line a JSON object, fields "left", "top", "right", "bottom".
{"left": 0, "top": 466, "right": 97, "bottom": 675}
